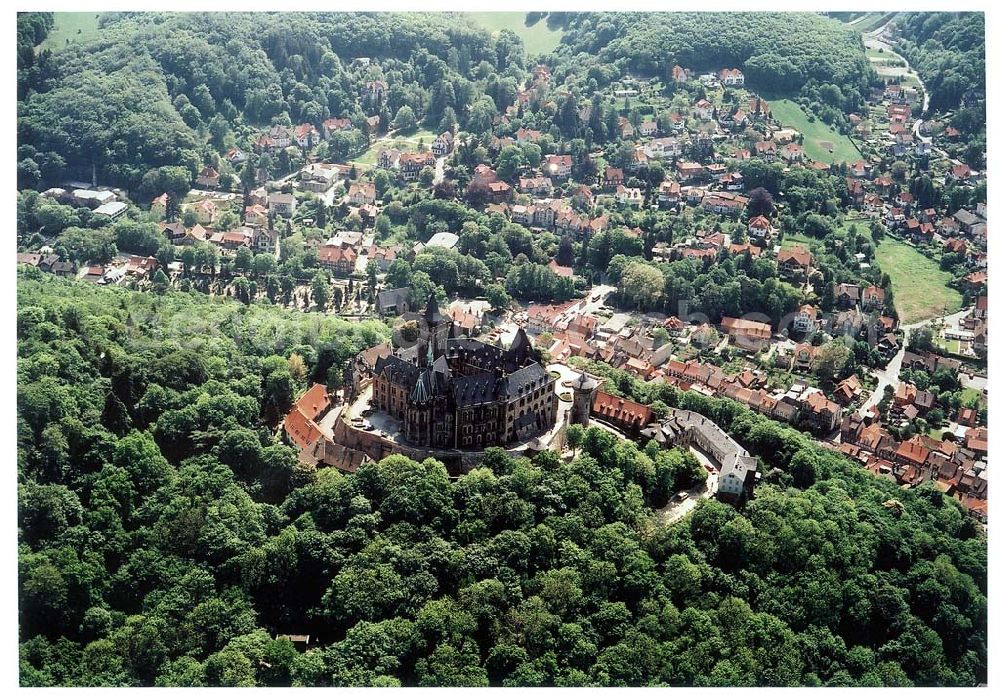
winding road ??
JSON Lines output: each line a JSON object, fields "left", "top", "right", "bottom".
{"left": 863, "top": 20, "right": 931, "bottom": 142}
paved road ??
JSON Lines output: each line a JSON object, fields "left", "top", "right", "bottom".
{"left": 433, "top": 156, "right": 446, "bottom": 185}
{"left": 863, "top": 20, "right": 931, "bottom": 117}
{"left": 859, "top": 306, "right": 973, "bottom": 415}
{"left": 656, "top": 447, "right": 719, "bottom": 526}
{"left": 579, "top": 284, "right": 616, "bottom": 314}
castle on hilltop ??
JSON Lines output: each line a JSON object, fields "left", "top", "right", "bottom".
{"left": 365, "top": 295, "right": 558, "bottom": 450}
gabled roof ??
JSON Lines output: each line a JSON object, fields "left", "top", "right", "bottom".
{"left": 592, "top": 390, "right": 652, "bottom": 428}
{"left": 776, "top": 245, "right": 811, "bottom": 267}
{"left": 296, "top": 383, "right": 330, "bottom": 421}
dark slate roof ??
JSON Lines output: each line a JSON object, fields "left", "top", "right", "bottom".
{"left": 453, "top": 373, "right": 498, "bottom": 407}
{"left": 448, "top": 337, "right": 505, "bottom": 365}
{"left": 509, "top": 327, "right": 530, "bottom": 353}
{"left": 500, "top": 362, "right": 550, "bottom": 398}
{"left": 376, "top": 286, "right": 410, "bottom": 309}
{"left": 572, "top": 372, "right": 599, "bottom": 391}
{"left": 374, "top": 354, "right": 421, "bottom": 386}
{"left": 424, "top": 292, "right": 450, "bottom": 324}
{"left": 431, "top": 354, "right": 451, "bottom": 379}
{"left": 397, "top": 343, "right": 422, "bottom": 363}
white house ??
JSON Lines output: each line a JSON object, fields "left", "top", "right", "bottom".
{"left": 793, "top": 305, "right": 818, "bottom": 334}
{"left": 719, "top": 68, "right": 745, "bottom": 86}
{"left": 616, "top": 185, "right": 643, "bottom": 207}
{"left": 269, "top": 192, "right": 296, "bottom": 218}
{"left": 431, "top": 131, "right": 454, "bottom": 157}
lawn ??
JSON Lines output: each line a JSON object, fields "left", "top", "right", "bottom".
{"left": 781, "top": 231, "right": 825, "bottom": 254}
{"left": 874, "top": 238, "right": 963, "bottom": 325}
{"left": 464, "top": 12, "right": 564, "bottom": 55}
{"left": 940, "top": 338, "right": 962, "bottom": 355}
{"left": 960, "top": 387, "right": 983, "bottom": 408}
{"left": 38, "top": 12, "right": 102, "bottom": 52}
{"left": 767, "top": 99, "right": 861, "bottom": 164}
{"left": 347, "top": 129, "right": 438, "bottom": 168}
{"left": 837, "top": 218, "right": 873, "bottom": 237}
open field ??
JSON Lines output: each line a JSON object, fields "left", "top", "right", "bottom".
{"left": 865, "top": 43, "right": 922, "bottom": 93}
{"left": 465, "top": 12, "right": 564, "bottom": 55}
{"left": 848, "top": 12, "right": 897, "bottom": 33}
{"left": 38, "top": 12, "right": 102, "bottom": 51}
{"left": 767, "top": 99, "right": 861, "bottom": 164}
{"left": 874, "top": 238, "right": 963, "bottom": 324}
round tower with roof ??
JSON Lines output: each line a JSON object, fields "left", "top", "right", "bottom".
{"left": 570, "top": 372, "right": 600, "bottom": 426}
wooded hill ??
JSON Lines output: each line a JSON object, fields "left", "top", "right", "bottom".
{"left": 18, "top": 272, "right": 986, "bottom": 686}
{"left": 553, "top": 12, "right": 876, "bottom": 96}
{"left": 892, "top": 12, "right": 985, "bottom": 166}
{"left": 17, "top": 12, "right": 529, "bottom": 189}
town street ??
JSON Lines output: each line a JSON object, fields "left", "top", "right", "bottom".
{"left": 859, "top": 306, "right": 972, "bottom": 415}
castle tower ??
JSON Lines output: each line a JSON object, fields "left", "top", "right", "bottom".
{"left": 424, "top": 293, "right": 451, "bottom": 359}
{"left": 570, "top": 372, "right": 599, "bottom": 426}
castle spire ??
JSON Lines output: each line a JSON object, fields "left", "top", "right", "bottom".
{"left": 425, "top": 292, "right": 439, "bottom": 322}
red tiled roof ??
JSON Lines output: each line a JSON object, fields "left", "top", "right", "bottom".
{"left": 592, "top": 390, "right": 652, "bottom": 428}
{"left": 777, "top": 245, "right": 811, "bottom": 267}
{"left": 296, "top": 383, "right": 330, "bottom": 421}
{"left": 897, "top": 438, "right": 930, "bottom": 465}
{"left": 283, "top": 407, "right": 323, "bottom": 450}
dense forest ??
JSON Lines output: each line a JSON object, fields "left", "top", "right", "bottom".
{"left": 553, "top": 12, "right": 876, "bottom": 97}
{"left": 18, "top": 272, "right": 986, "bottom": 686}
{"left": 894, "top": 13, "right": 985, "bottom": 113}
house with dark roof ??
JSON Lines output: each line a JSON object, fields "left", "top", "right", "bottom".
{"left": 375, "top": 287, "right": 412, "bottom": 316}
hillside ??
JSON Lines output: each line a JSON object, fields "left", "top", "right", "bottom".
{"left": 891, "top": 12, "right": 985, "bottom": 167}
{"left": 17, "top": 272, "right": 987, "bottom": 686}
{"left": 555, "top": 12, "right": 876, "bottom": 95}
{"left": 766, "top": 99, "right": 861, "bottom": 164}
{"left": 17, "top": 12, "right": 524, "bottom": 190}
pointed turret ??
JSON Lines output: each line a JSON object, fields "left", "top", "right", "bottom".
{"left": 508, "top": 327, "right": 530, "bottom": 353}
{"left": 424, "top": 292, "right": 446, "bottom": 324}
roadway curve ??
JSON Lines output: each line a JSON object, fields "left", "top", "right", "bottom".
{"left": 863, "top": 19, "right": 931, "bottom": 142}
